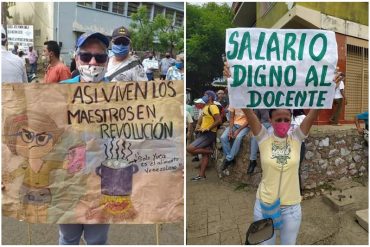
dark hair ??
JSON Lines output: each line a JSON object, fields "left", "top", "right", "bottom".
{"left": 18, "top": 51, "right": 24, "bottom": 57}
{"left": 292, "top": 109, "right": 305, "bottom": 117}
{"left": 44, "top": 40, "right": 60, "bottom": 58}
{"left": 268, "top": 109, "right": 292, "bottom": 118}
{"left": 1, "top": 34, "right": 6, "bottom": 46}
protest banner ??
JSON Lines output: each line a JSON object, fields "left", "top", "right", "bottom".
{"left": 225, "top": 28, "right": 338, "bottom": 109}
{"left": 2, "top": 81, "right": 184, "bottom": 224}
{"left": 6, "top": 25, "right": 34, "bottom": 52}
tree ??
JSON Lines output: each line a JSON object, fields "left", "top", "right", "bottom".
{"left": 186, "top": 3, "right": 233, "bottom": 97}
{"left": 153, "top": 14, "right": 184, "bottom": 55}
{"left": 129, "top": 6, "right": 155, "bottom": 52}
{"left": 129, "top": 6, "right": 184, "bottom": 55}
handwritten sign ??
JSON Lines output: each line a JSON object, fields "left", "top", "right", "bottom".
{"left": 2, "top": 81, "right": 184, "bottom": 224}
{"left": 226, "top": 28, "right": 338, "bottom": 109}
{"left": 6, "top": 25, "right": 34, "bottom": 52}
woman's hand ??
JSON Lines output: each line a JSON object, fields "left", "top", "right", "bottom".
{"left": 223, "top": 62, "right": 231, "bottom": 78}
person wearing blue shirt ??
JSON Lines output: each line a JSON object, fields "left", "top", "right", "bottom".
{"left": 59, "top": 31, "right": 111, "bottom": 245}
{"left": 355, "top": 111, "right": 368, "bottom": 144}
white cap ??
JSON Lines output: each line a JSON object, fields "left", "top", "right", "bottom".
{"left": 194, "top": 98, "right": 205, "bottom": 104}
{"left": 1, "top": 25, "right": 6, "bottom": 42}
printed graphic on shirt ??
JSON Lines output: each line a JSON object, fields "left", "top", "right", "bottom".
{"left": 271, "top": 140, "right": 291, "bottom": 166}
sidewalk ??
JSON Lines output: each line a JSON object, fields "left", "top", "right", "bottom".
{"left": 186, "top": 154, "right": 368, "bottom": 245}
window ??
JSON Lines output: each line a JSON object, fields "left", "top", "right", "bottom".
{"left": 175, "top": 12, "right": 183, "bottom": 27}
{"left": 166, "top": 8, "right": 175, "bottom": 20}
{"left": 77, "top": 2, "right": 93, "bottom": 8}
{"left": 141, "top": 3, "right": 152, "bottom": 20}
{"left": 112, "top": 2, "right": 125, "bottom": 15}
{"left": 154, "top": 5, "right": 164, "bottom": 17}
{"left": 96, "top": 2, "right": 109, "bottom": 11}
{"left": 128, "top": 2, "right": 140, "bottom": 16}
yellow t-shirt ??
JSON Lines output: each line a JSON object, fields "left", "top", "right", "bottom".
{"left": 201, "top": 104, "right": 220, "bottom": 132}
{"left": 256, "top": 125, "right": 306, "bottom": 205}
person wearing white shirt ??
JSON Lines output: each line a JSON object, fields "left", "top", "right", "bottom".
{"left": 1, "top": 25, "right": 28, "bottom": 83}
{"left": 142, "top": 52, "right": 158, "bottom": 81}
{"left": 330, "top": 72, "right": 346, "bottom": 125}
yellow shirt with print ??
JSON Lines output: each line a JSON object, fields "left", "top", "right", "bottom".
{"left": 256, "top": 125, "right": 306, "bottom": 205}
{"left": 201, "top": 104, "right": 220, "bottom": 132}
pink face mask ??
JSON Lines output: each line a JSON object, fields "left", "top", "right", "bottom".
{"left": 272, "top": 122, "right": 291, "bottom": 137}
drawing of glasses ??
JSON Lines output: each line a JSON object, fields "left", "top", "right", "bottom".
{"left": 11, "top": 129, "right": 52, "bottom": 146}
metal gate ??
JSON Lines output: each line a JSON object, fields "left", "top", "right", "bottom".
{"left": 345, "top": 44, "right": 368, "bottom": 120}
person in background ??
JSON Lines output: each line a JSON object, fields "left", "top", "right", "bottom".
{"left": 142, "top": 51, "right": 157, "bottom": 81}
{"left": 159, "top": 52, "right": 176, "bottom": 80}
{"left": 60, "top": 32, "right": 111, "bottom": 244}
{"left": 186, "top": 110, "right": 194, "bottom": 143}
{"left": 248, "top": 109, "right": 271, "bottom": 174}
{"left": 330, "top": 72, "right": 347, "bottom": 125}
{"left": 43, "top": 40, "right": 71, "bottom": 83}
{"left": 27, "top": 45, "right": 38, "bottom": 75}
{"left": 12, "top": 43, "right": 19, "bottom": 55}
{"left": 1, "top": 25, "right": 27, "bottom": 83}
{"left": 191, "top": 98, "right": 206, "bottom": 162}
{"left": 18, "top": 51, "right": 27, "bottom": 66}
{"left": 105, "top": 26, "right": 147, "bottom": 82}
{"left": 220, "top": 108, "right": 249, "bottom": 170}
{"left": 187, "top": 91, "right": 222, "bottom": 181}
{"left": 354, "top": 111, "right": 368, "bottom": 144}
{"left": 166, "top": 54, "right": 184, "bottom": 81}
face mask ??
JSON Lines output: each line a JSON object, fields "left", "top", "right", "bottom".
{"left": 149, "top": 56, "right": 153, "bottom": 59}
{"left": 272, "top": 122, "right": 291, "bottom": 138}
{"left": 112, "top": 44, "right": 129, "bottom": 56}
{"left": 175, "top": 62, "right": 183, "bottom": 69}
{"left": 78, "top": 64, "right": 106, "bottom": 83}
{"left": 201, "top": 95, "right": 209, "bottom": 104}
{"left": 165, "top": 55, "right": 170, "bottom": 58}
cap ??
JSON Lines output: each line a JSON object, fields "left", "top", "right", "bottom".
{"left": 76, "top": 32, "right": 109, "bottom": 49}
{"left": 217, "top": 90, "right": 224, "bottom": 94}
{"left": 194, "top": 98, "right": 206, "bottom": 104}
{"left": 112, "top": 26, "right": 130, "bottom": 41}
{"left": 204, "top": 90, "right": 217, "bottom": 101}
{"left": 1, "top": 25, "right": 6, "bottom": 41}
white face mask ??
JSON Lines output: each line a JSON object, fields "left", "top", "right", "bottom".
{"left": 78, "top": 64, "right": 106, "bottom": 82}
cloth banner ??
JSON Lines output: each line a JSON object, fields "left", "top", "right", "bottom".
{"left": 226, "top": 28, "right": 338, "bottom": 109}
{"left": 2, "top": 81, "right": 184, "bottom": 224}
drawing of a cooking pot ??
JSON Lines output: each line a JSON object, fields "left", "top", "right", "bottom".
{"left": 96, "top": 159, "right": 139, "bottom": 196}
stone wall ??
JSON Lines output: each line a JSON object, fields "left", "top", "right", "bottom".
{"left": 217, "top": 126, "right": 368, "bottom": 190}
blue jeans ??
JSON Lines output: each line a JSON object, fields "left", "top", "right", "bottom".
{"left": 220, "top": 125, "right": 250, "bottom": 162}
{"left": 146, "top": 73, "right": 154, "bottom": 81}
{"left": 254, "top": 199, "right": 301, "bottom": 245}
{"left": 59, "top": 224, "right": 110, "bottom": 245}
{"left": 250, "top": 122, "right": 271, "bottom": 161}
{"left": 30, "top": 63, "right": 37, "bottom": 74}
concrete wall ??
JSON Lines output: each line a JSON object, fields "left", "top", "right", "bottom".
{"left": 219, "top": 127, "right": 368, "bottom": 192}
{"left": 256, "top": 2, "right": 368, "bottom": 28}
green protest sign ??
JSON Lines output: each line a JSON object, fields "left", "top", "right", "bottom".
{"left": 226, "top": 28, "right": 338, "bottom": 109}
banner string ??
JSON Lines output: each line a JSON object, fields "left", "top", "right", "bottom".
{"left": 156, "top": 223, "right": 160, "bottom": 245}
{"left": 27, "top": 223, "right": 32, "bottom": 244}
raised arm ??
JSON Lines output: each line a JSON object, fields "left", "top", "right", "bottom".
{"left": 300, "top": 109, "right": 320, "bottom": 135}
{"left": 242, "top": 109, "right": 261, "bottom": 136}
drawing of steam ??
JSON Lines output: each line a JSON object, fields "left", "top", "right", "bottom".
{"left": 103, "top": 138, "right": 133, "bottom": 162}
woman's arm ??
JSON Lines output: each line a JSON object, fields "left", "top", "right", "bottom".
{"left": 300, "top": 109, "right": 320, "bottom": 135}
{"left": 241, "top": 109, "right": 261, "bottom": 136}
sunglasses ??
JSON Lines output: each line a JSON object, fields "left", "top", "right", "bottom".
{"left": 113, "top": 38, "right": 130, "bottom": 46}
{"left": 275, "top": 118, "right": 290, "bottom": 123}
{"left": 78, "top": 52, "right": 108, "bottom": 63}
{"left": 13, "top": 129, "right": 52, "bottom": 146}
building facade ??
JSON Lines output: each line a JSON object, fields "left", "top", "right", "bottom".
{"left": 5, "top": 2, "right": 184, "bottom": 65}
{"left": 232, "top": 2, "right": 368, "bottom": 123}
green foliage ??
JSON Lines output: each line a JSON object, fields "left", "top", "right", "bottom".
{"left": 186, "top": 3, "right": 233, "bottom": 97}
{"left": 129, "top": 6, "right": 183, "bottom": 55}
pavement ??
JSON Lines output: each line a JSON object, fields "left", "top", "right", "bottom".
{"left": 2, "top": 218, "right": 183, "bottom": 244}
{"left": 186, "top": 154, "right": 368, "bottom": 245}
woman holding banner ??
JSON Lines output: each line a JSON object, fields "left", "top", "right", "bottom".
{"left": 224, "top": 64, "right": 319, "bottom": 244}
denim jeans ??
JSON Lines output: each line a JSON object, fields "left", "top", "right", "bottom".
{"left": 59, "top": 224, "right": 110, "bottom": 245}
{"left": 250, "top": 122, "right": 271, "bottom": 161}
{"left": 30, "top": 63, "right": 37, "bottom": 74}
{"left": 254, "top": 199, "right": 301, "bottom": 245}
{"left": 146, "top": 73, "right": 154, "bottom": 81}
{"left": 220, "top": 125, "right": 250, "bottom": 162}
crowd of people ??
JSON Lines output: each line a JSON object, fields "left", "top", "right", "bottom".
{"left": 2, "top": 25, "right": 184, "bottom": 84}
